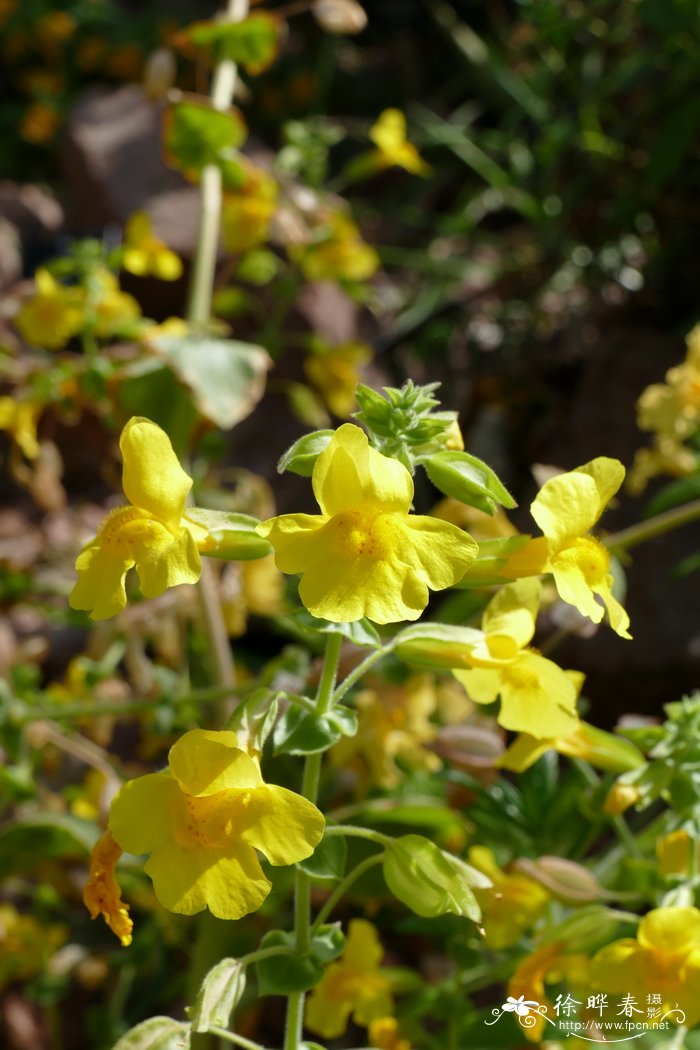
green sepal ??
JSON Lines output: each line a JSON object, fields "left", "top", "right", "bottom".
{"left": 273, "top": 704, "right": 357, "bottom": 755}
{"left": 187, "top": 957, "right": 246, "bottom": 1033}
{"left": 112, "top": 1017, "right": 191, "bottom": 1050}
{"left": 288, "top": 609, "right": 381, "bottom": 648}
{"left": 423, "top": 450, "right": 516, "bottom": 514}
{"left": 383, "top": 834, "right": 490, "bottom": 921}
{"left": 225, "top": 688, "right": 279, "bottom": 754}
{"left": 277, "top": 429, "right": 334, "bottom": 476}
{"left": 297, "top": 833, "right": 347, "bottom": 882}
{"left": 394, "top": 622, "right": 482, "bottom": 670}
{"left": 184, "top": 509, "right": 271, "bottom": 561}
{"left": 256, "top": 925, "right": 344, "bottom": 996}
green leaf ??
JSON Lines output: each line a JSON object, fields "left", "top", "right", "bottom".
{"left": 188, "top": 958, "right": 246, "bottom": 1033}
{"left": 256, "top": 925, "right": 344, "bottom": 996}
{"left": 164, "top": 101, "right": 247, "bottom": 181}
{"left": 383, "top": 834, "right": 489, "bottom": 920}
{"left": 115, "top": 359, "right": 199, "bottom": 457}
{"left": 289, "top": 609, "right": 381, "bottom": 648}
{"left": 277, "top": 429, "right": 334, "bottom": 476}
{"left": 298, "top": 833, "right": 347, "bottom": 882}
{"left": 423, "top": 450, "right": 516, "bottom": 513}
{"left": 112, "top": 1017, "right": 190, "bottom": 1050}
{"left": 273, "top": 704, "right": 358, "bottom": 755}
{"left": 183, "top": 509, "right": 271, "bottom": 561}
{"left": 225, "top": 688, "right": 279, "bottom": 753}
{"left": 153, "top": 335, "right": 270, "bottom": 430}
{"left": 183, "top": 14, "right": 280, "bottom": 74}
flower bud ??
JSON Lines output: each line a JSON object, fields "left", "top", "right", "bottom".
{"left": 383, "top": 834, "right": 490, "bottom": 920}
{"left": 277, "top": 430, "right": 334, "bottom": 477}
{"left": 604, "top": 781, "right": 641, "bottom": 815}
{"left": 513, "top": 857, "right": 605, "bottom": 904}
{"left": 424, "top": 451, "right": 516, "bottom": 515}
{"left": 394, "top": 623, "right": 482, "bottom": 670}
{"left": 185, "top": 509, "right": 272, "bottom": 560}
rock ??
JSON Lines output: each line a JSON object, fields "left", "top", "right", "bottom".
{"left": 0, "top": 181, "right": 64, "bottom": 283}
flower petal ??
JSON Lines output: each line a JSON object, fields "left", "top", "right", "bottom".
{"left": 69, "top": 541, "right": 132, "bottom": 621}
{"left": 590, "top": 939, "right": 643, "bottom": 993}
{"left": 551, "top": 552, "right": 605, "bottom": 624}
{"left": 134, "top": 526, "right": 201, "bottom": 598}
{"left": 453, "top": 668, "right": 501, "bottom": 705}
{"left": 145, "top": 838, "right": 270, "bottom": 919}
{"left": 595, "top": 579, "right": 632, "bottom": 640}
{"left": 168, "top": 729, "right": 262, "bottom": 796}
{"left": 120, "top": 417, "right": 192, "bottom": 525}
{"left": 312, "top": 424, "right": 413, "bottom": 517}
{"left": 530, "top": 470, "right": 601, "bottom": 548}
{"left": 499, "top": 652, "right": 579, "bottom": 738}
{"left": 638, "top": 907, "right": 700, "bottom": 955}
{"left": 109, "top": 772, "right": 179, "bottom": 855}
{"left": 257, "top": 513, "right": 327, "bottom": 574}
{"left": 238, "top": 784, "right": 325, "bottom": 865}
{"left": 343, "top": 919, "right": 385, "bottom": 971}
{"left": 397, "top": 515, "right": 478, "bottom": 590}
{"left": 299, "top": 550, "right": 428, "bottom": 624}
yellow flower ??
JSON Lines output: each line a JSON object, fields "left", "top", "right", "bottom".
{"left": 331, "top": 674, "right": 441, "bottom": 790}
{"left": 0, "top": 904, "right": 66, "bottom": 990}
{"left": 14, "top": 268, "right": 84, "bottom": 349}
{"left": 500, "top": 719, "right": 643, "bottom": 775}
{"left": 305, "top": 919, "right": 393, "bottom": 1039}
{"left": 90, "top": 267, "right": 141, "bottom": 338}
{"left": 656, "top": 829, "right": 700, "bottom": 877}
{"left": 303, "top": 340, "right": 372, "bottom": 418}
{"left": 368, "top": 109, "right": 431, "bottom": 176}
{"left": 221, "top": 165, "right": 278, "bottom": 254}
{"left": 70, "top": 417, "right": 202, "bottom": 620}
{"left": 37, "top": 10, "right": 76, "bottom": 45}
{"left": 0, "top": 396, "right": 40, "bottom": 459}
{"left": 121, "top": 212, "right": 183, "bottom": 280}
{"left": 83, "top": 831, "right": 133, "bottom": 947}
{"left": 259, "top": 423, "right": 477, "bottom": 623}
{"left": 468, "top": 846, "right": 550, "bottom": 949}
{"left": 629, "top": 438, "right": 697, "bottom": 494}
{"left": 530, "top": 458, "right": 631, "bottom": 639}
{"left": 603, "top": 781, "right": 641, "bottom": 815}
{"left": 368, "top": 1017, "right": 412, "bottom": 1050}
{"left": 107, "top": 729, "right": 324, "bottom": 919}
{"left": 453, "top": 580, "right": 580, "bottom": 738}
{"left": 508, "top": 941, "right": 589, "bottom": 1043}
{"left": 590, "top": 907, "right": 700, "bottom": 1026}
{"left": 294, "top": 212, "right": 379, "bottom": 283}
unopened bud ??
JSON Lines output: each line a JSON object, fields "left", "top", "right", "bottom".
{"left": 514, "top": 856, "right": 605, "bottom": 904}
{"left": 394, "top": 623, "right": 482, "bottom": 670}
{"left": 604, "top": 781, "right": 641, "bottom": 815}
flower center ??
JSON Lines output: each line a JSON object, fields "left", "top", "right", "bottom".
{"left": 502, "top": 662, "right": 539, "bottom": 692}
{"left": 175, "top": 791, "right": 250, "bottom": 850}
{"left": 98, "top": 506, "right": 172, "bottom": 559}
{"left": 327, "top": 508, "right": 391, "bottom": 561}
{"left": 570, "top": 536, "right": 610, "bottom": 587}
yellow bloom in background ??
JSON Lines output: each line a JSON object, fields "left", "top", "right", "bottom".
{"left": 0, "top": 396, "right": 40, "bottom": 459}
{"left": 259, "top": 423, "right": 478, "bottom": 623}
{"left": 656, "top": 829, "right": 700, "bottom": 878}
{"left": 331, "top": 674, "right": 441, "bottom": 790}
{"left": 19, "top": 101, "right": 62, "bottom": 144}
{"left": 453, "top": 579, "right": 580, "bottom": 738}
{"left": 83, "top": 831, "right": 133, "bottom": 947}
{"left": 222, "top": 554, "right": 285, "bottom": 638}
{"left": 368, "top": 1017, "right": 412, "bottom": 1050}
{"left": 37, "top": 10, "right": 76, "bottom": 45}
{"left": 14, "top": 268, "right": 84, "bottom": 349}
{"left": 500, "top": 718, "right": 643, "bottom": 775}
{"left": 590, "top": 906, "right": 700, "bottom": 1026}
{"left": 107, "top": 729, "right": 324, "bottom": 919}
{"left": 294, "top": 212, "right": 379, "bottom": 283}
{"left": 0, "top": 904, "right": 66, "bottom": 991}
{"left": 305, "top": 919, "right": 394, "bottom": 1039}
{"left": 70, "top": 417, "right": 202, "bottom": 620}
{"left": 303, "top": 340, "right": 373, "bottom": 418}
{"left": 121, "top": 212, "right": 183, "bottom": 281}
{"left": 90, "top": 267, "right": 141, "bottom": 338}
{"left": 530, "top": 458, "right": 631, "bottom": 639}
{"left": 369, "top": 108, "right": 431, "bottom": 176}
{"left": 468, "top": 846, "right": 550, "bottom": 949}
{"left": 508, "top": 941, "right": 589, "bottom": 1043}
{"left": 221, "top": 165, "right": 279, "bottom": 254}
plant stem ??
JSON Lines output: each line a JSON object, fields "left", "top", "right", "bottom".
{"left": 208, "top": 1029, "right": 265, "bottom": 1050}
{"left": 185, "top": 3, "right": 250, "bottom": 1047}
{"left": 18, "top": 684, "right": 253, "bottom": 725}
{"left": 604, "top": 498, "right": 700, "bottom": 552}
{"left": 331, "top": 644, "right": 393, "bottom": 706}
{"left": 284, "top": 632, "right": 343, "bottom": 1050}
{"left": 323, "top": 824, "right": 391, "bottom": 847}
{"left": 310, "top": 854, "right": 383, "bottom": 936}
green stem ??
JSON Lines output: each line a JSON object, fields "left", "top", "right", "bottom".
{"left": 323, "top": 824, "right": 391, "bottom": 847}
{"left": 573, "top": 759, "right": 643, "bottom": 859}
{"left": 331, "top": 644, "right": 393, "bottom": 706}
{"left": 309, "top": 854, "right": 383, "bottom": 936}
{"left": 284, "top": 633, "right": 343, "bottom": 1050}
{"left": 18, "top": 685, "right": 252, "bottom": 725}
{"left": 604, "top": 498, "right": 700, "bottom": 552}
{"left": 207, "top": 1029, "right": 265, "bottom": 1050}
{"left": 239, "top": 946, "right": 294, "bottom": 967}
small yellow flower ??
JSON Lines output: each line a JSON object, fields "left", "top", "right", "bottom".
{"left": 603, "top": 782, "right": 641, "bottom": 815}
{"left": 500, "top": 719, "right": 643, "bottom": 775}
{"left": 468, "top": 846, "right": 549, "bottom": 949}
{"left": 121, "top": 212, "right": 183, "bottom": 280}
{"left": 0, "top": 904, "right": 66, "bottom": 990}
{"left": 453, "top": 580, "right": 580, "bottom": 738}
{"left": 368, "top": 109, "right": 431, "bottom": 176}
{"left": 0, "top": 396, "right": 40, "bottom": 459}
{"left": 590, "top": 906, "right": 700, "bottom": 1026}
{"left": 368, "top": 1017, "right": 412, "bottom": 1050}
{"left": 89, "top": 267, "right": 141, "bottom": 338}
{"left": 221, "top": 165, "right": 278, "bottom": 254}
{"left": 70, "top": 417, "right": 202, "bottom": 620}
{"left": 83, "top": 831, "right": 133, "bottom": 947}
{"left": 530, "top": 458, "right": 631, "bottom": 639}
{"left": 14, "top": 268, "right": 84, "bottom": 349}
{"left": 303, "top": 340, "right": 372, "bottom": 418}
{"left": 37, "top": 10, "right": 76, "bottom": 45}
{"left": 305, "top": 919, "right": 393, "bottom": 1039}
{"left": 259, "top": 423, "right": 478, "bottom": 623}
{"left": 294, "top": 212, "right": 379, "bottom": 283}
{"left": 656, "top": 829, "right": 700, "bottom": 877}
{"left": 508, "top": 941, "right": 589, "bottom": 1043}
{"left": 331, "top": 674, "right": 441, "bottom": 790}
{"left": 107, "top": 729, "right": 324, "bottom": 919}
